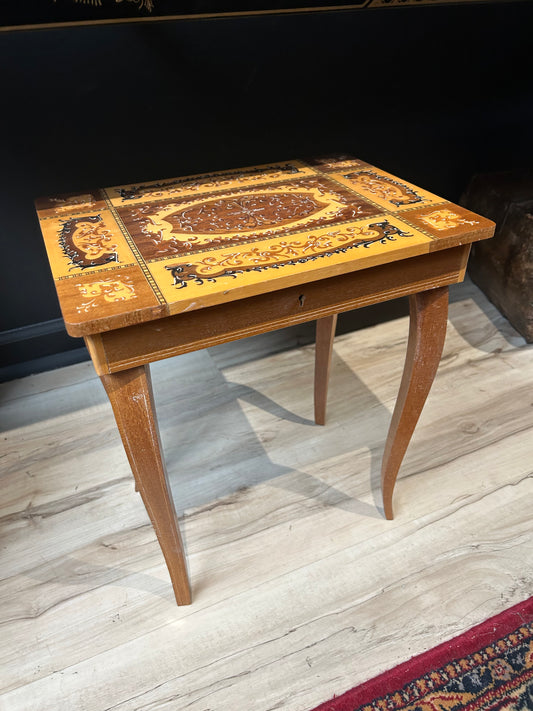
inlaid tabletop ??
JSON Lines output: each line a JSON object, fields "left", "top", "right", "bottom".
{"left": 35, "top": 156, "right": 495, "bottom": 337}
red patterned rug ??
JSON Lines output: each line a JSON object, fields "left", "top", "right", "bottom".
{"left": 313, "top": 597, "right": 533, "bottom": 711}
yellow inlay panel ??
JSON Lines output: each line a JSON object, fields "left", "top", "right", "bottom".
{"left": 331, "top": 166, "right": 443, "bottom": 212}
{"left": 39, "top": 209, "right": 136, "bottom": 280}
{"left": 147, "top": 215, "right": 433, "bottom": 313}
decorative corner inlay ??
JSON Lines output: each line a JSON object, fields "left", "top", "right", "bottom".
{"left": 344, "top": 170, "right": 423, "bottom": 207}
{"left": 59, "top": 215, "right": 119, "bottom": 269}
{"left": 75, "top": 277, "right": 137, "bottom": 312}
{"left": 418, "top": 209, "right": 480, "bottom": 231}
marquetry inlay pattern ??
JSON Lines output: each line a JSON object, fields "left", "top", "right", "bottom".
{"left": 35, "top": 156, "right": 494, "bottom": 336}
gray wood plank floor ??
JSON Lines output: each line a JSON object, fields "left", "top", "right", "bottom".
{"left": 1, "top": 279, "right": 532, "bottom": 711}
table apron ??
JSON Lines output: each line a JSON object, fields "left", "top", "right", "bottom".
{"left": 85, "top": 245, "right": 470, "bottom": 375}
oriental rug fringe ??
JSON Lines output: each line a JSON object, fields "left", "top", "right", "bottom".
{"left": 313, "top": 597, "right": 533, "bottom": 711}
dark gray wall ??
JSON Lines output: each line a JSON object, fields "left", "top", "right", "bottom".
{"left": 1, "top": 3, "right": 533, "bottom": 379}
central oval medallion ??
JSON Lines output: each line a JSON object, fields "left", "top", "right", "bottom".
{"left": 166, "top": 192, "right": 327, "bottom": 234}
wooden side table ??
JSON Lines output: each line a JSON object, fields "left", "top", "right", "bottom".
{"left": 35, "top": 156, "right": 494, "bottom": 605}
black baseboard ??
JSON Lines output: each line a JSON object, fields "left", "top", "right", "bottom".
{"left": 0, "top": 347, "right": 90, "bottom": 382}
{"left": 0, "top": 318, "right": 89, "bottom": 382}
{"left": 0, "top": 298, "right": 409, "bottom": 382}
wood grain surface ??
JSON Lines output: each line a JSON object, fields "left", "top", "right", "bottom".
{"left": 85, "top": 246, "right": 470, "bottom": 375}
{"left": 35, "top": 157, "right": 494, "bottom": 336}
{"left": 381, "top": 286, "right": 449, "bottom": 519}
{"left": 1, "top": 279, "right": 531, "bottom": 711}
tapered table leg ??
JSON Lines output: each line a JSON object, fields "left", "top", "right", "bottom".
{"left": 381, "top": 286, "right": 449, "bottom": 520}
{"left": 100, "top": 365, "right": 191, "bottom": 605}
{"left": 314, "top": 314, "right": 338, "bottom": 426}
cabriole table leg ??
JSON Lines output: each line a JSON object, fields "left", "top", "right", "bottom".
{"left": 100, "top": 365, "right": 192, "bottom": 605}
{"left": 381, "top": 286, "right": 449, "bottom": 520}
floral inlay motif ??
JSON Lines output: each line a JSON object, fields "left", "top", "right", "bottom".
{"left": 146, "top": 191, "right": 330, "bottom": 239}
{"left": 166, "top": 219, "right": 411, "bottom": 289}
{"left": 344, "top": 170, "right": 423, "bottom": 207}
{"left": 76, "top": 277, "right": 137, "bottom": 312}
{"left": 418, "top": 209, "right": 480, "bottom": 231}
{"left": 165, "top": 192, "right": 325, "bottom": 233}
{"left": 59, "top": 215, "right": 119, "bottom": 269}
